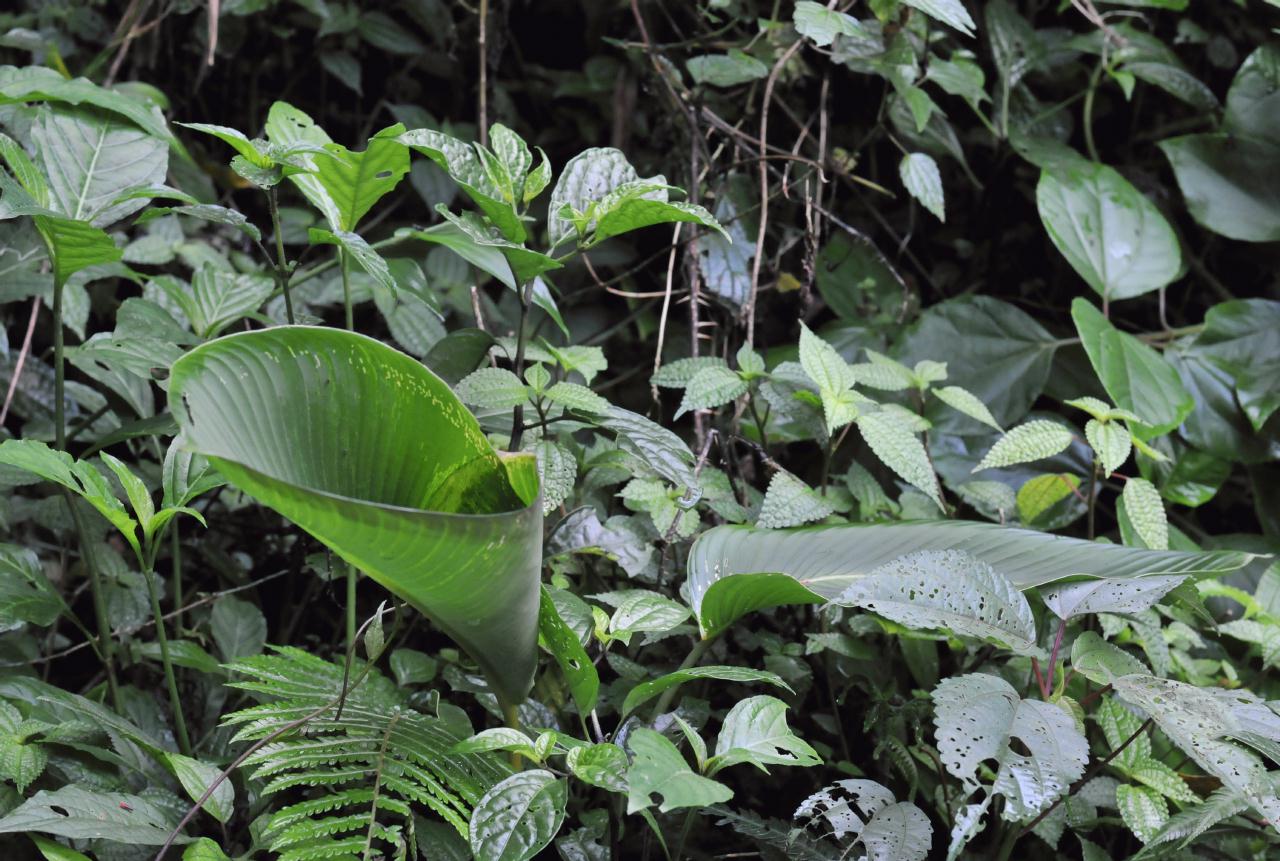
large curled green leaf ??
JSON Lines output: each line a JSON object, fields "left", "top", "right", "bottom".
{"left": 168, "top": 326, "right": 542, "bottom": 705}
{"left": 685, "top": 521, "right": 1260, "bottom": 639}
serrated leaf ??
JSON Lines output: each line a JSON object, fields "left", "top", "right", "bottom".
{"left": 534, "top": 440, "right": 575, "bottom": 514}
{"left": 901, "top": 0, "right": 976, "bottom": 35}
{"left": 1131, "top": 760, "right": 1200, "bottom": 804}
{"left": 544, "top": 382, "right": 608, "bottom": 414}
{"left": 933, "top": 673, "right": 1089, "bottom": 819}
{"left": 932, "top": 385, "right": 1001, "bottom": 430}
{"left": 900, "top": 153, "right": 945, "bottom": 221}
{"left": 1117, "top": 784, "right": 1168, "bottom": 843}
{"left": 974, "top": 420, "right": 1074, "bottom": 471}
{"left": 548, "top": 147, "right": 652, "bottom": 247}
{"left": 793, "top": 1, "right": 865, "bottom": 46}
{"left": 856, "top": 410, "right": 943, "bottom": 510}
{"left": 1122, "top": 478, "right": 1168, "bottom": 550}
{"left": 836, "top": 550, "right": 1043, "bottom": 656}
{"left": 1016, "top": 474, "right": 1080, "bottom": 525}
{"left": 398, "top": 127, "right": 524, "bottom": 242}
{"left": 677, "top": 366, "right": 747, "bottom": 417}
{"left": 456, "top": 367, "right": 530, "bottom": 410}
{"left": 757, "top": 471, "right": 836, "bottom": 528}
{"left": 651, "top": 356, "right": 728, "bottom": 389}
{"left": 1086, "top": 419, "right": 1132, "bottom": 476}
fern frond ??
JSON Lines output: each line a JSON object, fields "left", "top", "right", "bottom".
{"left": 222, "top": 647, "right": 511, "bottom": 856}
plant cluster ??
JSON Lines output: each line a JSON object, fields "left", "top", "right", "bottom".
{"left": 0, "top": 1, "right": 1278, "bottom": 860}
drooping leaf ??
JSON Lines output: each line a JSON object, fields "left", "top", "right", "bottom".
{"left": 0, "top": 786, "right": 183, "bottom": 845}
{"left": 307, "top": 227, "right": 397, "bottom": 293}
{"left": 538, "top": 586, "right": 599, "bottom": 715}
{"left": 1069, "top": 631, "right": 1150, "bottom": 685}
{"left": 899, "top": 153, "right": 945, "bottom": 221}
{"left": 901, "top": 0, "right": 976, "bottom": 35}
{"left": 835, "top": 550, "right": 1043, "bottom": 656}
{"left": 932, "top": 386, "right": 1002, "bottom": 431}
{"left": 708, "top": 695, "right": 821, "bottom": 775}
{"left": 621, "top": 666, "right": 791, "bottom": 718}
{"left": 1036, "top": 163, "right": 1181, "bottom": 303}
{"left": 397, "top": 127, "right": 525, "bottom": 243}
{"left": 685, "top": 520, "right": 1259, "bottom": 638}
{"left": 1042, "top": 574, "right": 1185, "bottom": 620}
{"left": 857, "top": 409, "right": 944, "bottom": 510}
{"left": 793, "top": 2, "right": 865, "bottom": 46}
{"left": 168, "top": 327, "right": 543, "bottom": 706}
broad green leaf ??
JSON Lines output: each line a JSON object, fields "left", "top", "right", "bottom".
{"left": 899, "top": 153, "right": 945, "bottom": 221}
{"left": 621, "top": 666, "right": 792, "bottom": 717}
{"left": 566, "top": 743, "right": 628, "bottom": 793}
{"left": 685, "top": 520, "right": 1260, "bottom": 638}
{"left": 610, "top": 590, "right": 692, "bottom": 636}
{"left": 455, "top": 367, "right": 530, "bottom": 409}
{"left": 856, "top": 409, "right": 943, "bottom": 510}
{"left": 837, "top": 550, "right": 1043, "bottom": 656}
{"left": 538, "top": 586, "right": 598, "bottom": 715}
{"left": 1016, "top": 474, "right": 1080, "bottom": 525}
{"left": 757, "top": 470, "right": 836, "bottom": 529}
{"left": 1159, "top": 135, "right": 1280, "bottom": 242}
{"left": 902, "top": 0, "right": 976, "bottom": 35}
{"left": 1116, "top": 784, "right": 1168, "bottom": 843}
{"left": 1086, "top": 419, "right": 1132, "bottom": 476}
{"left": 593, "top": 194, "right": 726, "bottom": 244}
{"left": 626, "top": 728, "right": 732, "bottom": 814}
{"left": 1042, "top": 574, "right": 1185, "bottom": 619}
{"left": 263, "top": 101, "right": 343, "bottom": 229}
{"left": 676, "top": 365, "right": 747, "bottom": 417}
{"left": 176, "top": 122, "right": 270, "bottom": 167}
{"left": 548, "top": 147, "right": 655, "bottom": 247}
{"left": 453, "top": 728, "right": 541, "bottom": 761}
{"left": 138, "top": 203, "right": 262, "bottom": 241}
{"left": 311, "top": 124, "right": 409, "bottom": 231}
{"left": 1193, "top": 299, "right": 1280, "bottom": 431}
{"left": 209, "top": 595, "right": 266, "bottom": 661}
{"left": 0, "top": 67, "right": 173, "bottom": 145}
{"left": 164, "top": 753, "right": 234, "bottom": 824}
{"left": 0, "top": 543, "right": 65, "bottom": 629}
{"left": 897, "top": 296, "right": 1058, "bottom": 432}
{"left": 687, "top": 51, "right": 769, "bottom": 87}
{"left": 1036, "top": 163, "right": 1181, "bottom": 303}
{"left": 1121, "top": 477, "right": 1169, "bottom": 550}
{"left": 793, "top": 2, "right": 865, "bottom": 47}
{"left": 587, "top": 405, "right": 698, "bottom": 492}
{"left": 974, "top": 420, "right": 1074, "bottom": 471}
{"left": 708, "top": 695, "right": 820, "bottom": 775}
{"left": 436, "top": 209, "right": 563, "bottom": 285}
{"left": 30, "top": 834, "right": 92, "bottom": 861}
{"left": 169, "top": 327, "right": 543, "bottom": 705}
{"left": 32, "top": 215, "right": 121, "bottom": 288}
{"left": 1069, "top": 631, "right": 1149, "bottom": 685}
{"left": 933, "top": 673, "right": 1089, "bottom": 819}
{"left": 398, "top": 127, "right": 525, "bottom": 242}
{"left": 932, "top": 386, "right": 1001, "bottom": 431}
{"left": 156, "top": 268, "right": 273, "bottom": 339}
{"left": 307, "top": 227, "right": 397, "bottom": 293}
{"left": 1074, "top": 301, "right": 1195, "bottom": 438}
{"left": 469, "top": 770, "right": 566, "bottom": 861}
{"left": 0, "top": 786, "right": 183, "bottom": 845}
{"left": 181, "top": 839, "right": 231, "bottom": 861}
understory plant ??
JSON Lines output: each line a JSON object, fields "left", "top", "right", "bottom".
{"left": 0, "top": 2, "right": 1279, "bottom": 860}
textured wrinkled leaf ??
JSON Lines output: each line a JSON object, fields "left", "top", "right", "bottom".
{"left": 1016, "top": 474, "right": 1080, "bottom": 525}
{"left": 793, "top": 1, "right": 865, "bottom": 46}
{"left": 686, "top": 51, "right": 768, "bottom": 87}
{"left": 1036, "top": 163, "right": 1181, "bottom": 302}
{"left": 676, "top": 366, "right": 747, "bottom": 417}
{"left": 534, "top": 440, "right": 576, "bottom": 514}
{"left": 548, "top": 147, "right": 651, "bottom": 247}
{"left": 610, "top": 591, "right": 691, "bottom": 636}
{"left": 974, "top": 420, "right": 1074, "bottom": 471}
{"left": 757, "top": 471, "right": 836, "bottom": 529}
{"left": 1116, "top": 784, "right": 1168, "bottom": 843}
{"left": 933, "top": 673, "right": 1089, "bottom": 818}
{"left": 651, "top": 357, "right": 728, "bottom": 389}
{"left": 1086, "top": 419, "right": 1132, "bottom": 476}
{"left": 859, "top": 802, "right": 933, "bottom": 861}
{"left": 857, "top": 410, "right": 943, "bottom": 510}
{"left": 469, "top": 770, "right": 566, "bottom": 861}
{"left": 397, "top": 128, "right": 524, "bottom": 242}
{"left": 1121, "top": 477, "right": 1169, "bottom": 550}
{"left": 566, "top": 743, "right": 628, "bottom": 793}
{"left": 836, "top": 550, "right": 1042, "bottom": 656}
{"left": 544, "top": 382, "right": 607, "bottom": 414}
{"left": 169, "top": 327, "right": 543, "bottom": 705}
{"left": 900, "top": 153, "right": 945, "bottom": 221}
{"left": 456, "top": 367, "right": 529, "bottom": 409}
{"left": 932, "top": 386, "right": 1001, "bottom": 431}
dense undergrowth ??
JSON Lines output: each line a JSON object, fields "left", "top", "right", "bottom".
{"left": 1, "top": 1, "right": 1279, "bottom": 860}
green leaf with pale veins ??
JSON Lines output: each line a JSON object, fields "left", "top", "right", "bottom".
{"left": 857, "top": 409, "right": 944, "bottom": 510}
{"left": 974, "top": 420, "right": 1074, "bottom": 471}
{"left": 757, "top": 470, "right": 836, "bottom": 528}
{"left": 932, "top": 385, "right": 1001, "bottom": 430}
{"left": 307, "top": 227, "right": 397, "bottom": 294}
{"left": 309, "top": 124, "right": 409, "bottom": 231}
{"left": 1086, "top": 419, "right": 1132, "bottom": 475}
{"left": 900, "top": 153, "right": 945, "bottom": 221}
{"left": 469, "top": 770, "right": 566, "bottom": 861}
{"left": 621, "top": 666, "right": 792, "bottom": 717}
{"left": 1016, "top": 474, "right": 1080, "bottom": 525}
{"left": 676, "top": 365, "right": 747, "bottom": 417}
{"left": 1121, "top": 477, "right": 1169, "bottom": 550}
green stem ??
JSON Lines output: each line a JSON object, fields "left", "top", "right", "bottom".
{"left": 1083, "top": 63, "right": 1104, "bottom": 163}
{"left": 650, "top": 637, "right": 712, "bottom": 720}
{"left": 502, "top": 701, "right": 523, "bottom": 770}
{"left": 339, "top": 248, "right": 353, "bottom": 331}
{"left": 1086, "top": 460, "right": 1100, "bottom": 541}
{"left": 142, "top": 553, "right": 191, "bottom": 755}
{"left": 673, "top": 809, "right": 696, "bottom": 861}
{"left": 53, "top": 280, "right": 65, "bottom": 450}
{"left": 171, "top": 524, "right": 183, "bottom": 632}
{"left": 346, "top": 560, "right": 357, "bottom": 652}
{"left": 268, "top": 188, "right": 296, "bottom": 324}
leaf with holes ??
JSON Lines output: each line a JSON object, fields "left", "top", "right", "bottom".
{"left": 835, "top": 550, "right": 1043, "bottom": 656}
{"left": 1042, "top": 574, "right": 1185, "bottom": 620}
{"left": 626, "top": 728, "right": 732, "bottom": 814}
{"left": 538, "top": 586, "right": 597, "bottom": 715}
{"left": 708, "top": 695, "right": 820, "bottom": 775}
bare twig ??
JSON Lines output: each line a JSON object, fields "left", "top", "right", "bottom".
{"left": 0, "top": 295, "right": 40, "bottom": 427}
